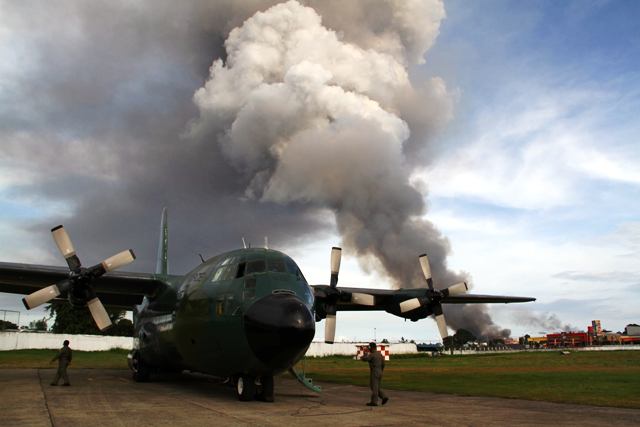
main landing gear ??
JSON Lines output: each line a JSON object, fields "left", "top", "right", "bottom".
{"left": 128, "top": 351, "right": 151, "bottom": 382}
{"left": 234, "top": 374, "right": 274, "bottom": 402}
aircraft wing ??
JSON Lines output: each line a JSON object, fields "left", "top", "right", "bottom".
{"left": 311, "top": 248, "right": 535, "bottom": 343}
{"left": 312, "top": 284, "right": 534, "bottom": 312}
{"left": 312, "top": 285, "right": 396, "bottom": 311}
{"left": 0, "top": 262, "right": 169, "bottom": 308}
{"left": 312, "top": 282, "right": 535, "bottom": 343}
{"left": 440, "top": 294, "right": 536, "bottom": 304}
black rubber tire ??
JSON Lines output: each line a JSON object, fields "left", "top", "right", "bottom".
{"left": 235, "top": 375, "right": 256, "bottom": 401}
{"left": 131, "top": 353, "right": 151, "bottom": 382}
{"left": 258, "top": 375, "right": 274, "bottom": 402}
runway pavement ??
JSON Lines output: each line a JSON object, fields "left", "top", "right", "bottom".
{"left": 1, "top": 368, "right": 639, "bottom": 426}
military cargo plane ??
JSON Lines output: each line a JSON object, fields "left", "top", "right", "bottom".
{"left": 0, "top": 209, "right": 534, "bottom": 401}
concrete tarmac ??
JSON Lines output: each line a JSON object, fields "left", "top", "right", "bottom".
{"left": 1, "top": 368, "right": 639, "bottom": 426}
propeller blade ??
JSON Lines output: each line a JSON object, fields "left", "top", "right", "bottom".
{"left": 435, "top": 313, "right": 448, "bottom": 339}
{"left": 418, "top": 254, "right": 434, "bottom": 290}
{"left": 324, "top": 314, "right": 336, "bottom": 344}
{"left": 330, "top": 247, "right": 341, "bottom": 288}
{"left": 443, "top": 281, "right": 468, "bottom": 296}
{"left": 432, "top": 303, "right": 449, "bottom": 339}
{"left": 51, "top": 225, "right": 81, "bottom": 271}
{"left": 400, "top": 297, "right": 422, "bottom": 313}
{"left": 351, "top": 292, "right": 375, "bottom": 306}
{"left": 101, "top": 249, "right": 136, "bottom": 272}
{"left": 22, "top": 284, "right": 60, "bottom": 310}
{"left": 87, "top": 297, "right": 112, "bottom": 331}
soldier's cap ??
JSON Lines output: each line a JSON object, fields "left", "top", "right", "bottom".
{"left": 63, "top": 340, "right": 69, "bottom": 346}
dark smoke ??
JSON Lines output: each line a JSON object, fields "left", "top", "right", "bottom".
{"left": 516, "top": 311, "right": 575, "bottom": 333}
{"left": 1, "top": 0, "right": 506, "bottom": 338}
{"left": 189, "top": 0, "right": 505, "bottom": 339}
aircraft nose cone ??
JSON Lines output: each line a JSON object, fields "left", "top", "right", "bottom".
{"left": 244, "top": 293, "right": 315, "bottom": 371}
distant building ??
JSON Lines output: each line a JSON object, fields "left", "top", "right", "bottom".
{"left": 625, "top": 324, "right": 640, "bottom": 336}
{"left": 527, "top": 336, "right": 547, "bottom": 348}
{"left": 592, "top": 320, "right": 602, "bottom": 335}
{"left": 547, "top": 332, "right": 591, "bottom": 347}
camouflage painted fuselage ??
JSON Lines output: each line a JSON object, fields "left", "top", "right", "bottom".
{"left": 133, "top": 248, "right": 315, "bottom": 378}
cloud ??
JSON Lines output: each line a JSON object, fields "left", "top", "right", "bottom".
{"left": 553, "top": 270, "right": 640, "bottom": 283}
{"left": 421, "top": 78, "right": 640, "bottom": 211}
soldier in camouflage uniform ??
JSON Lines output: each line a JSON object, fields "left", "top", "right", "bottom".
{"left": 361, "top": 342, "right": 389, "bottom": 406}
{"left": 50, "top": 340, "right": 72, "bottom": 386}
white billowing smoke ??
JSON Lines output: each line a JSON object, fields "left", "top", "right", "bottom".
{"left": 191, "top": 0, "right": 509, "bottom": 339}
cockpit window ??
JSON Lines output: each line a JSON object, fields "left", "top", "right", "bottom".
{"left": 284, "top": 257, "right": 307, "bottom": 282}
{"left": 267, "top": 258, "right": 286, "bottom": 273}
{"left": 211, "top": 265, "right": 237, "bottom": 282}
{"left": 245, "top": 259, "right": 266, "bottom": 274}
{"left": 236, "top": 262, "right": 246, "bottom": 278}
{"left": 220, "top": 254, "right": 243, "bottom": 267}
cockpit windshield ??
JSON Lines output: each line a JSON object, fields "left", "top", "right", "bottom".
{"left": 206, "top": 250, "right": 308, "bottom": 284}
{"left": 267, "top": 258, "right": 286, "bottom": 273}
{"left": 246, "top": 259, "right": 266, "bottom": 274}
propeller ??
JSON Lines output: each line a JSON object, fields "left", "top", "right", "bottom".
{"left": 22, "top": 225, "right": 136, "bottom": 331}
{"left": 323, "top": 247, "right": 375, "bottom": 344}
{"left": 398, "top": 254, "right": 469, "bottom": 340}
{"left": 324, "top": 247, "right": 341, "bottom": 344}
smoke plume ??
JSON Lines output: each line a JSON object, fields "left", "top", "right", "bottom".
{"left": 1, "top": 0, "right": 509, "bottom": 339}
{"left": 190, "top": 0, "right": 505, "bottom": 339}
{"left": 516, "top": 311, "right": 575, "bottom": 333}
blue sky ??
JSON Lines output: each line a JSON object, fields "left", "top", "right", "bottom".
{"left": 415, "top": 0, "right": 640, "bottom": 337}
{"left": 1, "top": 1, "right": 638, "bottom": 342}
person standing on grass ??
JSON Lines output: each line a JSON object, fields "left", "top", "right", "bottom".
{"left": 360, "top": 342, "right": 389, "bottom": 406}
{"left": 50, "top": 339, "right": 72, "bottom": 386}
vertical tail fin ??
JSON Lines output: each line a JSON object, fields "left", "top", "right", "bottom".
{"left": 155, "top": 207, "right": 168, "bottom": 275}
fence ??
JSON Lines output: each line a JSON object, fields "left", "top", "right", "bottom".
{"left": 0, "top": 331, "right": 133, "bottom": 351}
{"left": 0, "top": 332, "right": 418, "bottom": 356}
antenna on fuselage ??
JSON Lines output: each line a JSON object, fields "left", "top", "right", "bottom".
{"left": 198, "top": 253, "right": 205, "bottom": 263}
{"left": 264, "top": 236, "right": 269, "bottom": 249}
{"left": 242, "top": 237, "right": 247, "bottom": 249}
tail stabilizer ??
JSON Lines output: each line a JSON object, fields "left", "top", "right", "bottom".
{"left": 155, "top": 207, "right": 168, "bottom": 275}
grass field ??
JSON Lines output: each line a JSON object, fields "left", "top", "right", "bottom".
{"left": 295, "top": 351, "right": 640, "bottom": 409}
{"left": 1, "top": 349, "right": 639, "bottom": 408}
{"left": 0, "top": 349, "right": 129, "bottom": 369}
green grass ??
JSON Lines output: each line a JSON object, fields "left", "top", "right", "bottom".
{"left": 0, "top": 349, "right": 129, "bottom": 369}
{"left": 295, "top": 351, "right": 640, "bottom": 408}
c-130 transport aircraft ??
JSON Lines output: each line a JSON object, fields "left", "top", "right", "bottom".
{"left": 0, "top": 209, "right": 534, "bottom": 401}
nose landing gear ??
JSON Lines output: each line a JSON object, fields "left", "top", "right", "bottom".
{"left": 234, "top": 374, "right": 274, "bottom": 402}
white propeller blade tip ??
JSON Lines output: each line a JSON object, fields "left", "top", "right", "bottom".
{"left": 418, "top": 254, "right": 432, "bottom": 280}
{"left": 330, "top": 247, "right": 342, "bottom": 274}
{"left": 447, "top": 281, "right": 469, "bottom": 296}
{"left": 87, "top": 297, "right": 112, "bottom": 331}
{"left": 102, "top": 250, "right": 136, "bottom": 271}
{"left": 351, "top": 293, "right": 375, "bottom": 306}
{"left": 22, "top": 284, "right": 61, "bottom": 310}
{"left": 399, "top": 298, "right": 421, "bottom": 313}
{"left": 324, "top": 314, "right": 336, "bottom": 343}
{"left": 435, "top": 314, "right": 448, "bottom": 340}
{"left": 51, "top": 225, "right": 76, "bottom": 258}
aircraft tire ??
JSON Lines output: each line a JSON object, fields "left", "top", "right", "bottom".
{"left": 131, "top": 352, "right": 151, "bottom": 382}
{"left": 235, "top": 375, "right": 256, "bottom": 401}
{"left": 257, "top": 375, "right": 274, "bottom": 402}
